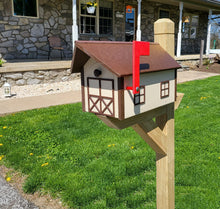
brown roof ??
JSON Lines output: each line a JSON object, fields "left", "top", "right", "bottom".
{"left": 71, "top": 41, "right": 181, "bottom": 77}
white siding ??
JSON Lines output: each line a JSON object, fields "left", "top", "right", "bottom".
{"left": 83, "top": 58, "right": 119, "bottom": 118}
{"left": 124, "top": 70, "right": 176, "bottom": 119}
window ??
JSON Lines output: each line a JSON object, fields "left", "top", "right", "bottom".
{"left": 159, "top": 9, "right": 170, "bottom": 19}
{"left": 80, "top": 0, "right": 113, "bottom": 35}
{"left": 13, "top": 0, "right": 37, "bottom": 17}
{"left": 99, "top": 1, "right": 113, "bottom": 35}
{"left": 134, "top": 86, "right": 145, "bottom": 105}
{"left": 161, "top": 81, "right": 169, "bottom": 98}
{"left": 182, "top": 14, "right": 199, "bottom": 38}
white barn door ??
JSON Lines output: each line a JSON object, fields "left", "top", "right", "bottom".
{"left": 87, "top": 78, "right": 115, "bottom": 117}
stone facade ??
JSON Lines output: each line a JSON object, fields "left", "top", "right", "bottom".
{"left": 0, "top": 68, "right": 80, "bottom": 87}
{"left": 0, "top": 0, "right": 209, "bottom": 60}
{"left": 0, "top": 0, "right": 73, "bottom": 59}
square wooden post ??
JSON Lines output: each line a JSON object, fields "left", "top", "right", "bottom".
{"left": 156, "top": 103, "right": 175, "bottom": 209}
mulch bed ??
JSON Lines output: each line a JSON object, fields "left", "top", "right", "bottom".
{"left": 193, "top": 62, "right": 220, "bottom": 74}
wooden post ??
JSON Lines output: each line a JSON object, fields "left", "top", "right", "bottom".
{"left": 199, "top": 40, "right": 204, "bottom": 68}
{"left": 132, "top": 103, "right": 175, "bottom": 209}
{"left": 98, "top": 96, "right": 183, "bottom": 209}
{"left": 156, "top": 104, "right": 175, "bottom": 209}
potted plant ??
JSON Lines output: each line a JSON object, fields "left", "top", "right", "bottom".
{"left": 0, "top": 57, "right": 6, "bottom": 67}
{"left": 86, "top": 1, "right": 97, "bottom": 14}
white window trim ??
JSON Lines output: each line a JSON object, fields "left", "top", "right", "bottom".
{"left": 79, "top": 0, "right": 114, "bottom": 35}
{"left": 12, "top": 0, "right": 39, "bottom": 18}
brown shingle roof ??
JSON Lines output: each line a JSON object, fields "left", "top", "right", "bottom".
{"left": 71, "top": 41, "right": 181, "bottom": 77}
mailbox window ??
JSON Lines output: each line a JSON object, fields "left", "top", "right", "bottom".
{"left": 161, "top": 81, "right": 169, "bottom": 98}
{"left": 134, "top": 86, "right": 145, "bottom": 105}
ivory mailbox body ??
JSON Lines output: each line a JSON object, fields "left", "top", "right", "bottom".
{"left": 71, "top": 41, "right": 180, "bottom": 120}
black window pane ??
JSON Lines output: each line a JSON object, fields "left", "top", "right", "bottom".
{"left": 159, "top": 10, "right": 169, "bottom": 19}
{"left": 100, "top": 8, "right": 103, "bottom": 17}
{"left": 103, "top": 8, "right": 108, "bottom": 17}
{"left": 13, "top": 0, "right": 23, "bottom": 16}
{"left": 13, "top": 0, "right": 37, "bottom": 17}
{"left": 81, "top": 4, "right": 87, "bottom": 14}
{"left": 25, "top": 0, "right": 37, "bottom": 17}
{"left": 109, "top": 9, "right": 113, "bottom": 18}
{"left": 91, "top": 17, "right": 95, "bottom": 26}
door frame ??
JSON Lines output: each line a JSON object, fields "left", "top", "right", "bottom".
{"left": 87, "top": 77, "right": 115, "bottom": 117}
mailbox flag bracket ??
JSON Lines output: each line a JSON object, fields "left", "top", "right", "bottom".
{"left": 126, "top": 41, "right": 150, "bottom": 94}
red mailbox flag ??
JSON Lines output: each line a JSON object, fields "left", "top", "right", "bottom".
{"left": 127, "top": 41, "right": 150, "bottom": 94}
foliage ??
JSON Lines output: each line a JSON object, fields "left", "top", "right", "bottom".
{"left": 86, "top": 1, "right": 97, "bottom": 8}
{"left": 0, "top": 58, "right": 6, "bottom": 67}
{"left": 0, "top": 75, "right": 220, "bottom": 208}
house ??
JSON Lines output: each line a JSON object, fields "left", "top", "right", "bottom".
{"left": 0, "top": 0, "right": 220, "bottom": 60}
{"left": 71, "top": 41, "right": 180, "bottom": 120}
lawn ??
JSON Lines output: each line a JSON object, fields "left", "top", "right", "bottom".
{"left": 0, "top": 75, "right": 220, "bottom": 209}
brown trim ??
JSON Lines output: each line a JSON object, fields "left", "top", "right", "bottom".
{"left": 161, "top": 80, "right": 170, "bottom": 99}
{"left": 118, "top": 77, "right": 124, "bottom": 120}
{"left": 81, "top": 67, "right": 86, "bottom": 112}
{"left": 87, "top": 77, "right": 115, "bottom": 117}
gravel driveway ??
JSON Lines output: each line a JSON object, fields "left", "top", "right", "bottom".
{"left": 0, "top": 175, "right": 39, "bottom": 209}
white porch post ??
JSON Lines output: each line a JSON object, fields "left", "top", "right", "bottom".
{"left": 136, "top": 0, "right": 142, "bottom": 41}
{"left": 176, "top": 2, "right": 183, "bottom": 57}
{"left": 72, "top": 0, "right": 78, "bottom": 50}
{"left": 206, "top": 9, "right": 212, "bottom": 55}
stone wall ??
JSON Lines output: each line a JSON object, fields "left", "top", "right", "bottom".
{"left": 0, "top": 0, "right": 209, "bottom": 59}
{"left": 0, "top": 0, "right": 73, "bottom": 59}
{"left": 0, "top": 68, "right": 80, "bottom": 87}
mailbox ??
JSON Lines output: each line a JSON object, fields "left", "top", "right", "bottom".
{"left": 71, "top": 41, "right": 180, "bottom": 120}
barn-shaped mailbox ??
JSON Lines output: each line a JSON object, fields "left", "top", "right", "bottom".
{"left": 71, "top": 41, "right": 180, "bottom": 120}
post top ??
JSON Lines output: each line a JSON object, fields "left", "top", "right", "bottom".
{"left": 154, "top": 18, "right": 175, "bottom": 34}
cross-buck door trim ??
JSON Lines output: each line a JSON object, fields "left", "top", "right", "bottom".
{"left": 87, "top": 77, "right": 115, "bottom": 117}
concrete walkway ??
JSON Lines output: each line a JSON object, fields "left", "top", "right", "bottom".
{"left": 0, "top": 70, "right": 219, "bottom": 116}
{"left": 0, "top": 90, "right": 81, "bottom": 116}
{"left": 177, "top": 70, "right": 219, "bottom": 83}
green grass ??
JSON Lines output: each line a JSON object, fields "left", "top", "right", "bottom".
{"left": 0, "top": 75, "right": 220, "bottom": 208}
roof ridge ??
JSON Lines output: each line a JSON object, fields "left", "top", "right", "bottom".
{"left": 76, "top": 41, "right": 159, "bottom": 45}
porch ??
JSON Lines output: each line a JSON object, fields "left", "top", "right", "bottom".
{"left": 0, "top": 59, "right": 76, "bottom": 88}
{"left": 0, "top": 53, "right": 217, "bottom": 88}
{"left": 1, "top": 0, "right": 220, "bottom": 60}
{"left": 0, "top": 59, "right": 72, "bottom": 73}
